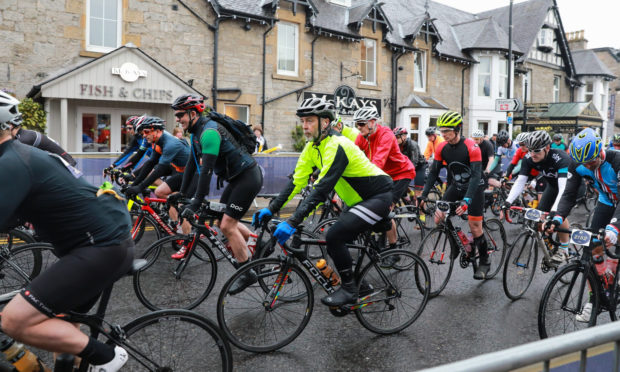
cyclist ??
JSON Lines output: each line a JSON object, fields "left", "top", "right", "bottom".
{"left": 551, "top": 133, "right": 567, "bottom": 152}
{"left": 353, "top": 107, "right": 415, "bottom": 262}
{"left": 611, "top": 134, "right": 620, "bottom": 150}
{"left": 504, "top": 132, "right": 545, "bottom": 203}
{"left": 105, "top": 115, "right": 152, "bottom": 176}
{"left": 423, "top": 127, "right": 444, "bottom": 161}
{"left": 488, "top": 130, "right": 517, "bottom": 184}
{"left": 171, "top": 94, "right": 262, "bottom": 286}
{"left": 419, "top": 111, "right": 489, "bottom": 280}
{"left": 0, "top": 107, "right": 133, "bottom": 371}
{"left": 0, "top": 91, "right": 77, "bottom": 167}
{"left": 504, "top": 130, "right": 571, "bottom": 262}
{"left": 394, "top": 127, "right": 426, "bottom": 202}
{"left": 254, "top": 97, "right": 393, "bottom": 306}
{"left": 332, "top": 116, "right": 360, "bottom": 143}
{"left": 471, "top": 129, "right": 495, "bottom": 179}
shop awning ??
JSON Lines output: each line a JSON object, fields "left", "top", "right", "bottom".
{"left": 514, "top": 101, "right": 604, "bottom": 133}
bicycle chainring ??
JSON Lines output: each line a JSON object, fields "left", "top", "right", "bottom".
{"left": 329, "top": 306, "right": 350, "bottom": 317}
{"left": 459, "top": 253, "right": 469, "bottom": 269}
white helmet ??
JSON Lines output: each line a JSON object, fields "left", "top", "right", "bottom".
{"left": 0, "top": 91, "right": 22, "bottom": 131}
{"left": 471, "top": 129, "right": 485, "bottom": 139}
{"left": 353, "top": 106, "right": 380, "bottom": 122}
{"left": 515, "top": 132, "right": 529, "bottom": 144}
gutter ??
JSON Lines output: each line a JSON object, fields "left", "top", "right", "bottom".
{"left": 261, "top": 24, "right": 274, "bottom": 132}
{"left": 390, "top": 51, "right": 405, "bottom": 128}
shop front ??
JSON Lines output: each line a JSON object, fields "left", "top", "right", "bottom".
{"left": 514, "top": 101, "right": 604, "bottom": 135}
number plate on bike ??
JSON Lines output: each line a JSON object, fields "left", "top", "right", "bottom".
{"left": 523, "top": 208, "right": 542, "bottom": 222}
{"left": 436, "top": 201, "right": 450, "bottom": 212}
{"left": 570, "top": 229, "right": 592, "bottom": 246}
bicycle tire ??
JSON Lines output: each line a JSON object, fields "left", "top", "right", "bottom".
{"left": 538, "top": 262, "right": 599, "bottom": 339}
{"left": 133, "top": 235, "right": 217, "bottom": 310}
{"left": 502, "top": 232, "right": 538, "bottom": 300}
{"left": 129, "top": 211, "right": 163, "bottom": 259}
{"left": 355, "top": 250, "right": 430, "bottom": 334}
{"left": 217, "top": 257, "right": 314, "bottom": 353}
{"left": 0, "top": 229, "right": 36, "bottom": 252}
{"left": 118, "top": 309, "right": 233, "bottom": 372}
{"left": 483, "top": 218, "right": 507, "bottom": 279}
{"left": 0, "top": 243, "right": 58, "bottom": 302}
{"left": 393, "top": 205, "right": 425, "bottom": 248}
{"left": 416, "top": 227, "right": 454, "bottom": 297}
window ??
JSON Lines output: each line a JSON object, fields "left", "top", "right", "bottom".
{"left": 537, "top": 28, "right": 554, "bottom": 51}
{"left": 522, "top": 70, "right": 531, "bottom": 102}
{"left": 499, "top": 58, "right": 508, "bottom": 98}
{"left": 498, "top": 122, "right": 507, "bottom": 133}
{"left": 410, "top": 117, "right": 419, "bottom": 142}
{"left": 86, "top": 0, "right": 122, "bottom": 53}
{"left": 553, "top": 76, "right": 560, "bottom": 102}
{"left": 585, "top": 82, "right": 594, "bottom": 102}
{"left": 478, "top": 121, "right": 489, "bottom": 134}
{"left": 361, "top": 39, "right": 376, "bottom": 85}
{"left": 600, "top": 93, "right": 606, "bottom": 111}
{"left": 277, "top": 22, "right": 298, "bottom": 76}
{"left": 478, "top": 56, "right": 491, "bottom": 97}
{"left": 224, "top": 104, "right": 250, "bottom": 123}
{"left": 414, "top": 51, "right": 426, "bottom": 91}
{"left": 82, "top": 113, "right": 111, "bottom": 152}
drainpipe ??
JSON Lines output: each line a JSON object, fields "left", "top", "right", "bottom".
{"left": 461, "top": 65, "right": 469, "bottom": 116}
{"left": 261, "top": 24, "right": 274, "bottom": 132}
{"left": 390, "top": 51, "right": 404, "bottom": 129}
{"left": 211, "top": 17, "right": 222, "bottom": 109}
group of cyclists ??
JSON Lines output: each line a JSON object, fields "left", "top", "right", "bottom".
{"left": 2, "top": 83, "right": 620, "bottom": 370}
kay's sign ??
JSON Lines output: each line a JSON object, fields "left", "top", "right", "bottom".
{"left": 303, "top": 86, "right": 382, "bottom": 116}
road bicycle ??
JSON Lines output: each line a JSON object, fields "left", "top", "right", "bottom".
{"left": 216, "top": 219, "right": 430, "bottom": 353}
{"left": 0, "top": 259, "right": 233, "bottom": 371}
{"left": 0, "top": 242, "right": 58, "bottom": 300}
{"left": 417, "top": 200, "right": 506, "bottom": 297}
{"left": 0, "top": 228, "right": 36, "bottom": 252}
{"left": 538, "top": 227, "right": 620, "bottom": 339}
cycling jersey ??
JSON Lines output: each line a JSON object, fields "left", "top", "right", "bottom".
{"left": 0, "top": 140, "right": 131, "bottom": 255}
{"left": 15, "top": 128, "right": 76, "bottom": 166}
{"left": 132, "top": 131, "right": 189, "bottom": 189}
{"left": 113, "top": 134, "right": 152, "bottom": 169}
{"left": 269, "top": 130, "right": 393, "bottom": 227}
{"left": 341, "top": 126, "right": 360, "bottom": 143}
{"left": 505, "top": 147, "right": 539, "bottom": 177}
{"left": 551, "top": 142, "right": 567, "bottom": 151}
{"left": 557, "top": 150, "right": 620, "bottom": 229}
{"left": 355, "top": 125, "right": 415, "bottom": 182}
{"left": 399, "top": 138, "right": 425, "bottom": 167}
{"left": 424, "top": 135, "right": 445, "bottom": 160}
{"left": 422, "top": 137, "right": 482, "bottom": 201}
{"left": 490, "top": 140, "right": 518, "bottom": 172}
{"left": 478, "top": 139, "right": 494, "bottom": 171}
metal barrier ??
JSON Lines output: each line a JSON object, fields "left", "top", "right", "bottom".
{"left": 419, "top": 321, "right": 620, "bottom": 372}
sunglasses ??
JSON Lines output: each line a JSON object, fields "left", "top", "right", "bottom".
{"left": 529, "top": 148, "right": 545, "bottom": 154}
{"left": 439, "top": 129, "right": 453, "bottom": 134}
{"left": 355, "top": 121, "right": 368, "bottom": 127}
{"left": 141, "top": 128, "right": 153, "bottom": 135}
{"left": 125, "top": 127, "right": 134, "bottom": 131}
{"left": 174, "top": 112, "right": 186, "bottom": 119}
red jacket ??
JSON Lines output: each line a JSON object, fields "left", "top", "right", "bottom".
{"left": 355, "top": 124, "right": 415, "bottom": 181}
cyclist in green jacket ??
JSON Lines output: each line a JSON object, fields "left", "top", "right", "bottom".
{"left": 254, "top": 98, "right": 393, "bottom": 306}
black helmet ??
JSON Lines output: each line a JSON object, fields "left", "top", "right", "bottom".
{"left": 552, "top": 134, "right": 562, "bottom": 141}
{"left": 425, "top": 127, "right": 437, "bottom": 136}
{"left": 496, "top": 130, "right": 510, "bottom": 146}
{"left": 136, "top": 116, "right": 166, "bottom": 133}
{"left": 171, "top": 94, "right": 206, "bottom": 112}
{"left": 296, "top": 98, "right": 336, "bottom": 121}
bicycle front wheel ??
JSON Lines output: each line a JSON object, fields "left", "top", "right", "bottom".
{"left": 0, "top": 243, "right": 58, "bottom": 299}
{"left": 355, "top": 250, "right": 430, "bottom": 334}
{"left": 133, "top": 235, "right": 217, "bottom": 310}
{"left": 119, "top": 309, "right": 233, "bottom": 372}
{"left": 483, "top": 218, "right": 507, "bottom": 279}
{"left": 538, "top": 263, "right": 599, "bottom": 339}
{"left": 503, "top": 232, "right": 538, "bottom": 300}
{"left": 417, "top": 228, "right": 454, "bottom": 297}
{"left": 129, "top": 211, "right": 163, "bottom": 259}
{"left": 393, "top": 205, "right": 425, "bottom": 248}
{"left": 0, "top": 229, "right": 35, "bottom": 252}
{"left": 217, "top": 258, "right": 314, "bottom": 353}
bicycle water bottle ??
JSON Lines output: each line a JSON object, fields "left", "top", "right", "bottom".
{"left": 0, "top": 334, "right": 50, "bottom": 372}
{"left": 316, "top": 259, "right": 340, "bottom": 286}
{"left": 247, "top": 233, "right": 258, "bottom": 257}
{"left": 456, "top": 228, "right": 471, "bottom": 254}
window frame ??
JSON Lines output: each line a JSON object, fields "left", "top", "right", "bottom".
{"left": 585, "top": 81, "right": 594, "bottom": 103}
{"left": 553, "top": 75, "right": 561, "bottom": 102}
{"left": 85, "top": 0, "right": 123, "bottom": 53}
{"left": 413, "top": 51, "right": 426, "bottom": 92}
{"left": 499, "top": 58, "right": 508, "bottom": 98}
{"left": 224, "top": 104, "right": 250, "bottom": 124}
{"left": 477, "top": 56, "right": 492, "bottom": 97}
{"left": 360, "top": 38, "right": 377, "bottom": 86}
{"left": 276, "top": 21, "right": 299, "bottom": 77}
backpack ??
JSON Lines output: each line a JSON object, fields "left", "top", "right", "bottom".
{"left": 207, "top": 111, "right": 258, "bottom": 154}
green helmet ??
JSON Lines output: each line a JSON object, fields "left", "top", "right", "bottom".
{"left": 437, "top": 111, "right": 463, "bottom": 128}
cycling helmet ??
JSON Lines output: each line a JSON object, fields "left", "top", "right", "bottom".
{"left": 569, "top": 128, "right": 602, "bottom": 163}
{"left": 296, "top": 97, "right": 336, "bottom": 121}
{"left": 125, "top": 115, "right": 140, "bottom": 127}
{"left": 425, "top": 127, "right": 437, "bottom": 136}
{"left": 552, "top": 133, "right": 563, "bottom": 141}
{"left": 136, "top": 116, "right": 165, "bottom": 133}
{"left": 496, "top": 130, "right": 510, "bottom": 146}
{"left": 525, "top": 130, "right": 551, "bottom": 150}
{"left": 171, "top": 94, "right": 206, "bottom": 113}
{"left": 0, "top": 91, "right": 22, "bottom": 130}
{"left": 515, "top": 132, "right": 529, "bottom": 144}
{"left": 612, "top": 133, "right": 620, "bottom": 145}
{"left": 437, "top": 111, "right": 463, "bottom": 128}
{"left": 393, "top": 127, "right": 408, "bottom": 137}
{"left": 353, "top": 106, "right": 380, "bottom": 122}
{"left": 471, "top": 129, "right": 485, "bottom": 139}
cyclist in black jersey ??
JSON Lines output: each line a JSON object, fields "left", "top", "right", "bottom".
{"left": 420, "top": 111, "right": 490, "bottom": 280}
{"left": 471, "top": 129, "right": 495, "bottom": 178}
{"left": 0, "top": 108, "right": 133, "bottom": 371}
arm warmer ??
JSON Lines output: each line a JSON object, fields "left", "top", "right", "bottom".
{"left": 506, "top": 175, "right": 528, "bottom": 204}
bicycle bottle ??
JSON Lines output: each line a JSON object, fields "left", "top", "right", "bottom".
{"left": 316, "top": 259, "right": 340, "bottom": 285}
{"left": 0, "top": 334, "right": 50, "bottom": 372}
{"left": 456, "top": 228, "right": 472, "bottom": 255}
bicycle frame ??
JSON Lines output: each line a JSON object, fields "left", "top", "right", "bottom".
{"left": 130, "top": 197, "right": 176, "bottom": 240}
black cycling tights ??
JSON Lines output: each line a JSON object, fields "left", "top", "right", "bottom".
{"left": 324, "top": 192, "right": 392, "bottom": 273}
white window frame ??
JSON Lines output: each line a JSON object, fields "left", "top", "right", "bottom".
{"left": 276, "top": 22, "right": 299, "bottom": 76}
{"left": 477, "top": 56, "right": 491, "bottom": 97}
{"left": 414, "top": 51, "right": 426, "bottom": 92}
{"left": 361, "top": 38, "right": 377, "bottom": 86}
{"left": 599, "top": 93, "right": 606, "bottom": 111}
{"left": 224, "top": 104, "right": 250, "bottom": 123}
{"left": 585, "top": 81, "right": 594, "bottom": 103}
{"left": 499, "top": 58, "right": 508, "bottom": 98}
{"left": 76, "top": 106, "right": 151, "bottom": 153}
{"left": 538, "top": 29, "right": 554, "bottom": 50}
{"left": 86, "top": 0, "right": 122, "bottom": 53}
{"left": 553, "top": 76, "right": 560, "bottom": 102}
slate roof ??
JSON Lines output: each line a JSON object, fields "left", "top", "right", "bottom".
{"left": 211, "top": 0, "right": 277, "bottom": 21}
{"left": 401, "top": 94, "right": 448, "bottom": 109}
{"left": 452, "top": 17, "right": 521, "bottom": 53}
{"left": 572, "top": 49, "right": 616, "bottom": 78}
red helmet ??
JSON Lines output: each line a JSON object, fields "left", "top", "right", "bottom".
{"left": 393, "top": 127, "right": 408, "bottom": 137}
{"left": 171, "top": 94, "right": 206, "bottom": 113}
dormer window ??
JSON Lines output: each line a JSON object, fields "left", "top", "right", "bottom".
{"left": 537, "top": 28, "right": 554, "bottom": 52}
{"left": 330, "top": 0, "right": 351, "bottom": 6}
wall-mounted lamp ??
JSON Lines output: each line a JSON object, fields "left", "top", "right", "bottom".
{"left": 243, "top": 22, "right": 251, "bottom": 31}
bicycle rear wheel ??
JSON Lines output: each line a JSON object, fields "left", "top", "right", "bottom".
{"left": 119, "top": 309, "right": 233, "bottom": 372}
{"left": 217, "top": 258, "right": 313, "bottom": 353}
{"left": 538, "top": 263, "right": 599, "bottom": 339}
{"left": 355, "top": 250, "right": 430, "bottom": 334}
{"left": 502, "top": 232, "right": 538, "bottom": 300}
{"left": 416, "top": 228, "right": 454, "bottom": 297}
{"left": 482, "top": 218, "right": 506, "bottom": 279}
{"left": 129, "top": 211, "right": 163, "bottom": 259}
{"left": 0, "top": 243, "right": 58, "bottom": 300}
{"left": 393, "top": 206, "right": 425, "bottom": 248}
{"left": 133, "top": 235, "right": 217, "bottom": 310}
{"left": 0, "top": 229, "right": 35, "bottom": 252}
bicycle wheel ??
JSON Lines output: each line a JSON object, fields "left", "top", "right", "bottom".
{"left": 416, "top": 227, "right": 454, "bottom": 297}
{"left": 502, "top": 232, "right": 538, "bottom": 300}
{"left": 217, "top": 258, "right": 313, "bottom": 353}
{"left": 538, "top": 262, "right": 599, "bottom": 339}
{"left": 130, "top": 211, "right": 163, "bottom": 259}
{"left": 0, "top": 229, "right": 35, "bottom": 252}
{"left": 118, "top": 309, "right": 233, "bottom": 372}
{"left": 584, "top": 188, "right": 597, "bottom": 212}
{"left": 355, "top": 250, "right": 430, "bottom": 334}
{"left": 393, "top": 206, "right": 425, "bottom": 248}
{"left": 133, "top": 235, "right": 217, "bottom": 310}
{"left": 482, "top": 218, "right": 506, "bottom": 279}
{"left": 0, "top": 243, "right": 58, "bottom": 300}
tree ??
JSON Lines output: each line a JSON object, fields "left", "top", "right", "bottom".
{"left": 18, "top": 98, "right": 47, "bottom": 133}
{"left": 291, "top": 125, "right": 306, "bottom": 152}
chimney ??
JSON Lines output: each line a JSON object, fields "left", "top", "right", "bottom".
{"left": 565, "top": 30, "right": 588, "bottom": 51}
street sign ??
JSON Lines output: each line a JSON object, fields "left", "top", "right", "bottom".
{"left": 495, "top": 98, "right": 522, "bottom": 112}
{"left": 507, "top": 112, "right": 513, "bottom": 125}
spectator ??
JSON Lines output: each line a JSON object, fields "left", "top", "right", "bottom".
{"left": 172, "top": 126, "right": 184, "bottom": 140}
{"left": 253, "top": 125, "right": 268, "bottom": 153}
